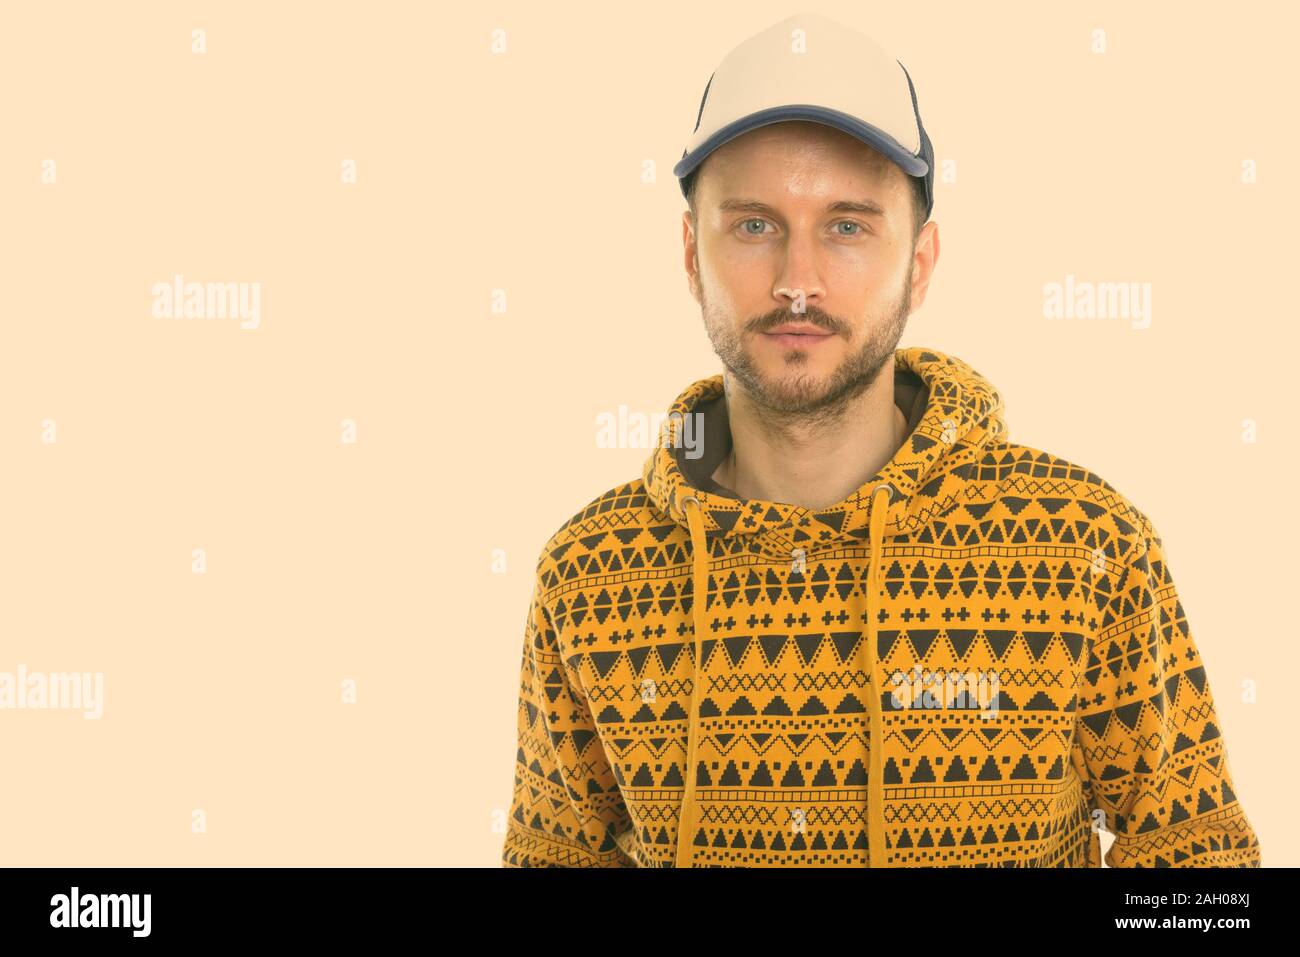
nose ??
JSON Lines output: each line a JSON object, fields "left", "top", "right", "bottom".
{"left": 774, "top": 286, "right": 828, "bottom": 321}
{"left": 774, "top": 236, "right": 826, "bottom": 313}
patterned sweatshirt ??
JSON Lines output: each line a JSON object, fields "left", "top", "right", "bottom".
{"left": 502, "top": 347, "right": 1261, "bottom": 867}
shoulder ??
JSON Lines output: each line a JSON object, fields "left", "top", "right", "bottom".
{"left": 972, "top": 439, "right": 1160, "bottom": 562}
{"left": 531, "top": 479, "right": 666, "bottom": 596}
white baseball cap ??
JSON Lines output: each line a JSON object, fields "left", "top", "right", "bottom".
{"left": 673, "top": 12, "right": 934, "bottom": 219}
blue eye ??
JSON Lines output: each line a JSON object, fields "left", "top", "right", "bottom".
{"left": 736, "top": 218, "right": 867, "bottom": 237}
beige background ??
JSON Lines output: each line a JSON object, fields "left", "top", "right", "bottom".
{"left": 0, "top": 1, "right": 1293, "bottom": 866}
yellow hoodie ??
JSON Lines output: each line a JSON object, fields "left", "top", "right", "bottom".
{"left": 502, "top": 347, "right": 1261, "bottom": 868}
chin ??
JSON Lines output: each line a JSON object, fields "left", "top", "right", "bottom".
{"left": 753, "top": 369, "right": 839, "bottom": 408}
{"left": 757, "top": 359, "right": 834, "bottom": 388}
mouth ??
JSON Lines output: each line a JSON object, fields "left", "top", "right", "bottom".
{"left": 760, "top": 323, "right": 837, "bottom": 348}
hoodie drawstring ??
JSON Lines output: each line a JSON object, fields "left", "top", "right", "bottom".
{"left": 675, "top": 483, "right": 893, "bottom": 868}
{"left": 677, "top": 494, "right": 709, "bottom": 869}
{"left": 865, "top": 482, "right": 892, "bottom": 868}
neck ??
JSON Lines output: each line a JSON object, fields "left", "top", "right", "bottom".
{"left": 712, "top": 369, "right": 907, "bottom": 510}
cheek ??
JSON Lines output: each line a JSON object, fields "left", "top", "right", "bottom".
{"left": 830, "top": 244, "right": 908, "bottom": 292}
{"left": 698, "top": 258, "right": 752, "bottom": 314}
{"left": 709, "top": 242, "right": 773, "bottom": 284}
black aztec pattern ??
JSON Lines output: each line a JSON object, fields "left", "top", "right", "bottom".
{"left": 502, "top": 347, "right": 1261, "bottom": 868}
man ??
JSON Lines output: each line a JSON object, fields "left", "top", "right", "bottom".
{"left": 501, "top": 13, "right": 1260, "bottom": 867}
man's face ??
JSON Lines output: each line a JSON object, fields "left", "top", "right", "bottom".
{"left": 683, "top": 121, "right": 935, "bottom": 417}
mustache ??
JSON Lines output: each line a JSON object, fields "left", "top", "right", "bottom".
{"left": 748, "top": 307, "right": 846, "bottom": 335}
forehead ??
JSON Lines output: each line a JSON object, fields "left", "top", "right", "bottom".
{"left": 698, "top": 120, "right": 904, "bottom": 201}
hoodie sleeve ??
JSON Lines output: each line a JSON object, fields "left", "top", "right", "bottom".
{"left": 501, "top": 568, "right": 638, "bottom": 868}
{"left": 1071, "top": 522, "right": 1261, "bottom": 867}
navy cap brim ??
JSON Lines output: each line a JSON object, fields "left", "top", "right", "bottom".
{"left": 672, "top": 104, "right": 930, "bottom": 197}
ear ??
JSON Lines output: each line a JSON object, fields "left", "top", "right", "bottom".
{"left": 908, "top": 220, "right": 940, "bottom": 312}
{"left": 682, "top": 210, "right": 702, "bottom": 303}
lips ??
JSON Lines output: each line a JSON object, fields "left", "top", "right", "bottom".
{"left": 762, "top": 331, "right": 836, "bottom": 350}
{"left": 764, "top": 323, "right": 833, "bottom": 336}
{"left": 761, "top": 323, "right": 836, "bottom": 348}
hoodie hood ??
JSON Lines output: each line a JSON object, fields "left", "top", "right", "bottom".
{"left": 643, "top": 347, "right": 1008, "bottom": 546}
{"left": 641, "top": 346, "right": 1008, "bottom": 867}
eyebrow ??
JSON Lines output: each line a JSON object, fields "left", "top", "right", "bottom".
{"left": 716, "top": 198, "right": 887, "bottom": 217}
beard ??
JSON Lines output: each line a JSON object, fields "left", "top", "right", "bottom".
{"left": 700, "top": 264, "right": 914, "bottom": 425}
